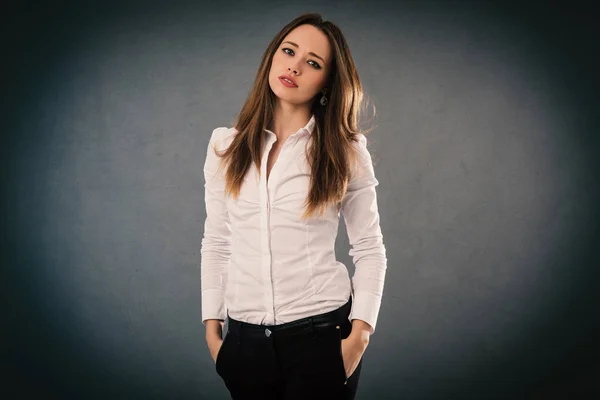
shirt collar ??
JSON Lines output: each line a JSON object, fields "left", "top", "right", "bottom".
{"left": 265, "top": 114, "right": 316, "bottom": 137}
{"left": 304, "top": 114, "right": 316, "bottom": 135}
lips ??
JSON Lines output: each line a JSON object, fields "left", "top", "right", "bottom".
{"left": 279, "top": 75, "right": 298, "bottom": 87}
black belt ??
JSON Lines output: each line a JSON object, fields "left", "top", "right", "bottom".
{"left": 227, "top": 297, "right": 352, "bottom": 339}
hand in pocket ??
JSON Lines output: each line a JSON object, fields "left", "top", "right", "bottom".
{"left": 340, "top": 335, "right": 367, "bottom": 379}
{"left": 207, "top": 336, "right": 224, "bottom": 364}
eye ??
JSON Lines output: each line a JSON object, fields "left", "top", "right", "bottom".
{"left": 281, "top": 47, "right": 321, "bottom": 69}
{"left": 308, "top": 60, "right": 321, "bottom": 69}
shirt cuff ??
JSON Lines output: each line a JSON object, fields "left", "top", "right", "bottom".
{"left": 349, "top": 290, "right": 382, "bottom": 334}
{"left": 201, "top": 289, "right": 227, "bottom": 324}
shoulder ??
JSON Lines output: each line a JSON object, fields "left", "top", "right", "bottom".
{"left": 353, "top": 133, "right": 368, "bottom": 148}
{"left": 347, "top": 133, "right": 375, "bottom": 180}
{"left": 209, "top": 126, "right": 238, "bottom": 151}
{"left": 204, "top": 127, "right": 238, "bottom": 173}
{"left": 350, "top": 133, "right": 372, "bottom": 162}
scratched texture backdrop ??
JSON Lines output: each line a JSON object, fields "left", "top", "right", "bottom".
{"left": 3, "top": 0, "right": 600, "bottom": 398}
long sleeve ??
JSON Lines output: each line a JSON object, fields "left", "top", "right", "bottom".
{"left": 200, "top": 127, "right": 232, "bottom": 324}
{"left": 341, "top": 134, "right": 388, "bottom": 334}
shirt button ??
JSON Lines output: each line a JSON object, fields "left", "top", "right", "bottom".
{"left": 265, "top": 328, "right": 272, "bottom": 337}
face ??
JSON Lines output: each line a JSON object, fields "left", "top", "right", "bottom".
{"left": 268, "top": 24, "right": 333, "bottom": 107}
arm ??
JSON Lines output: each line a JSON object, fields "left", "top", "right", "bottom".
{"left": 201, "top": 127, "right": 232, "bottom": 339}
{"left": 341, "top": 134, "right": 388, "bottom": 338}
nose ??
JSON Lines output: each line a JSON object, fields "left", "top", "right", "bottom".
{"left": 288, "top": 66, "right": 298, "bottom": 75}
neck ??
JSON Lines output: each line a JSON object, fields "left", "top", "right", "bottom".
{"left": 270, "top": 100, "right": 312, "bottom": 141}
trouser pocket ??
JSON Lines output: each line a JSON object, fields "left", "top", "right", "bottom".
{"left": 336, "top": 320, "right": 352, "bottom": 381}
{"left": 215, "top": 331, "right": 231, "bottom": 376}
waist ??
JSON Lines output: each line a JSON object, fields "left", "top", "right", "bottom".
{"left": 227, "top": 296, "right": 352, "bottom": 339}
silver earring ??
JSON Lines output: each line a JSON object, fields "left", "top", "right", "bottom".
{"left": 320, "top": 90, "right": 328, "bottom": 106}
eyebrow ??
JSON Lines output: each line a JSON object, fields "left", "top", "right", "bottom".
{"left": 281, "top": 41, "right": 325, "bottom": 63}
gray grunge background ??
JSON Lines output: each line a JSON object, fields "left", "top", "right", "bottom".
{"left": 3, "top": 0, "right": 600, "bottom": 399}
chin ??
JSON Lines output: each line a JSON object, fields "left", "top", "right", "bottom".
{"left": 271, "top": 89, "right": 297, "bottom": 105}
{"left": 268, "top": 77, "right": 301, "bottom": 105}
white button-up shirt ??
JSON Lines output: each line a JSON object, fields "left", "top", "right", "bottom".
{"left": 201, "top": 115, "right": 387, "bottom": 333}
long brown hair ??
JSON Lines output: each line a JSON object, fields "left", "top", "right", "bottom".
{"left": 214, "top": 12, "right": 374, "bottom": 219}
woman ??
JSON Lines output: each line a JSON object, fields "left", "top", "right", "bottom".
{"left": 201, "top": 12, "right": 387, "bottom": 400}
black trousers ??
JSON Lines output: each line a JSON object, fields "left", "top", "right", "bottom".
{"left": 215, "top": 297, "right": 363, "bottom": 399}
